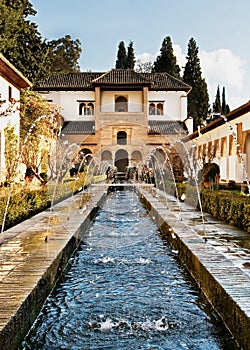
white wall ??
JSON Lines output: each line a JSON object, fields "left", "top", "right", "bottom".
{"left": 101, "top": 91, "right": 143, "bottom": 112}
{"left": 148, "top": 91, "right": 186, "bottom": 121}
{"left": 41, "top": 89, "right": 187, "bottom": 121}
{"left": 191, "top": 111, "right": 250, "bottom": 183}
{"left": 0, "top": 76, "right": 21, "bottom": 181}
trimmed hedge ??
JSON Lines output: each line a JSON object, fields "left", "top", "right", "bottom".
{"left": 200, "top": 190, "right": 250, "bottom": 232}
{"left": 0, "top": 174, "right": 106, "bottom": 232}
{"left": 163, "top": 180, "right": 250, "bottom": 232}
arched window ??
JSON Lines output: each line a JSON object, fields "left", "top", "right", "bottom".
{"left": 148, "top": 102, "right": 164, "bottom": 115}
{"left": 86, "top": 103, "right": 94, "bottom": 115}
{"left": 149, "top": 103, "right": 155, "bottom": 115}
{"left": 79, "top": 102, "right": 95, "bottom": 115}
{"left": 157, "top": 103, "right": 163, "bottom": 115}
{"left": 117, "top": 131, "right": 127, "bottom": 145}
{"left": 79, "top": 103, "right": 84, "bottom": 115}
{"left": 115, "top": 96, "right": 128, "bottom": 112}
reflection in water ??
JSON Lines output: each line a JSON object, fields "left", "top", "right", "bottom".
{"left": 22, "top": 191, "right": 238, "bottom": 350}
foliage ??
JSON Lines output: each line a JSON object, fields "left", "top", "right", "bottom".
{"left": 20, "top": 90, "right": 62, "bottom": 184}
{"left": 127, "top": 41, "right": 136, "bottom": 69}
{"left": 0, "top": 0, "right": 82, "bottom": 83}
{"left": 212, "top": 86, "right": 230, "bottom": 118}
{"left": 0, "top": 0, "right": 48, "bottom": 83}
{"left": 162, "top": 180, "right": 250, "bottom": 232}
{"left": 136, "top": 60, "right": 153, "bottom": 73}
{"left": 115, "top": 41, "right": 127, "bottom": 69}
{"left": 115, "top": 41, "right": 135, "bottom": 69}
{"left": 152, "top": 36, "right": 181, "bottom": 78}
{"left": 201, "top": 190, "right": 250, "bottom": 232}
{"left": 222, "top": 86, "right": 230, "bottom": 114}
{"left": 213, "top": 86, "right": 222, "bottom": 113}
{"left": 183, "top": 38, "right": 209, "bottom": 130}
{"left": 47, "top": 35, "right": 82, "bottom": 75}
{"left": 4, "top": 125, "right": 19, "bottom": 182}
{"left": 0, "top": 173, "right": 105, "bottom": 231}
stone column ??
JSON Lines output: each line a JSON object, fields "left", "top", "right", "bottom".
{"left": 95, "top": 86, "right": 101, "bottom": 130}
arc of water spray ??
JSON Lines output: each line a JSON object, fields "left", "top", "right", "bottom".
{"left": 1, "top": 114, "right": 60, "bottom": 234}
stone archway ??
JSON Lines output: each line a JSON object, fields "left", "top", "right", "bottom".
{"left": 101, "top": 150, "right": 113, "bottom": 164}
{"left": 202, "top": 162, "right": 220, "bottom": 185}
{"left": 115, "top": 149, "right": 128, "bottom": 172}
{"left": 131, "top": 150, "right": 142, "bottom": 165}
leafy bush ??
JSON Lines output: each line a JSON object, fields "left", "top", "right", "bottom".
{"left": 0, "top": 174, "right": 106, "bottom": 232}
{"left": 201, "top": 190, "right": 250, "bottom": 232}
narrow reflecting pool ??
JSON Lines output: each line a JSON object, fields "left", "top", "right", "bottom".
{"left": 22, "top": 191, "right": 238, "bottom": 350}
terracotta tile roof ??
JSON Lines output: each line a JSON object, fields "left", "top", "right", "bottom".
{"left": 62, "top": 121, "right": 95, "bottom": 134}
{"left": 148, "top": 120, "right": 188, "bottom": 135}
{"left": 183, "top": 100, "right": 250, "bottom": 142}
{"left": 143, "top": 72, "right": 190, "bottom": 91}
{"left": 61, "top": 120, "right": 187, "bottom": 136}
{"left": 37, "top": 72, "right": 102, "bottom": 90}
{"left": 92, "top": 69, "right": 151, "bottom": 85}
{"left": 35, "top": 69, "right": 191, "bottom": 92}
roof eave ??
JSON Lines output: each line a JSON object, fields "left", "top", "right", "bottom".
{"left": 0, "top": 54, "right": 32, "bottom": 89}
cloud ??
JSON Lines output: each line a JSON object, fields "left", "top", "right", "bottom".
{"left": 137, "top": 46, "right": 248, "bottom": 110}
{"left": 200, "top": 48, "right": 247, "bottom": 108}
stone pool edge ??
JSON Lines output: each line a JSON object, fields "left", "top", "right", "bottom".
{"left": 137, "top": 186, "right": 250, "bottom": 350}
{"left": 0, "top": 186, "right": 107, "bottom": 350}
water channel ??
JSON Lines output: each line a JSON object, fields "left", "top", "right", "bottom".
{"left": 22, "top": 190, "right": 238, "bottom": 350}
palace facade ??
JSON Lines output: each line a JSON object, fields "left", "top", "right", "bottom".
{"left": 35, "top": 69, "right": 191, "bottom": 175}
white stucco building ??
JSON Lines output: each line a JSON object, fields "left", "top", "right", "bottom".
{"left": 36, "top": 69, "right": 191, "bottom": 174}
{"left": 0, "top": 54, "right": 32, "bottom": 184}
{"left": 186, "top": 101, "right": 250, "bottom": 186}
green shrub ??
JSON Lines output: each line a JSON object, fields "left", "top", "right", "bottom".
{"left": 0, "top": 174, "right": 104, "bottom": 232}
{"left": 201, "top": 190, "right": 250, "bottom": 232}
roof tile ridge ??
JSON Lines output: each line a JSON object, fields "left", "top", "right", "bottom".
{"left": 91, "top": 69, "right": 113, "bottom": 82}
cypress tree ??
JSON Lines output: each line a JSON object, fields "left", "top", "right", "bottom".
{"left": 221, "top": 86, "right": 230, "bottom": 115}
{"left": 152, "top": 36, "right": 181, "bottom": 78}
{"left": 213, "top": 86, "right": 222, "bottom": 114}
{"left": 127, "top": 41, "right": 135, "bottom": 69}
{"left": 115, "top": 41, "right": 128, "bottom": 69}
{"left": 183, "top": 38, "right": 209, "bottom": 130}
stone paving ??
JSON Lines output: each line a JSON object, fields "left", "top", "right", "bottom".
{"left": 138, "top": 185, "right": 250, "bottom": 350}
{"left": 0, "top": 183, "right": 250, "bottom": 349}
{"left": 0, "top": 185, "right": 106, "bottom": 350}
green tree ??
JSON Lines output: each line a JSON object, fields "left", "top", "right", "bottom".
{"left": 221, "top": 86, "right": 230, "bottom": 115}
{"left": 47, "top": 35, "right": 82, "bottom": 75}
{"left": 152, "top": 36, "right": 181, "bottom": 78}
{"left": 20, "top": 90, "right": 62, "bottom": 185}
{"left": 115, "top": 41, "right": 128, "bottom": 69}
{"left": 213, "top": 86, "right": 222, "bottom": 114}
{"left": 4, "top": 124, "right": 19, "bottom": 183}
{"left": 183, "top": 38, "right": 209, "bottom": 130}
{"left": 0, "top": 0, "right": 48, "bottom": 83}
{"left": 127, "top": 41, "right": 135, "bottom": 69}
{"left": 0, "top": 0, "right": 82, "bottom": 83}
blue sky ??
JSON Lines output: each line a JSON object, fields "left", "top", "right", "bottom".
{"left": 30, "top": 0, "right": 250, "bottom": 110}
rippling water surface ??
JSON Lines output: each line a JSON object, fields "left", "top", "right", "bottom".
{"left": 22, "top": 190, "right": 237, "bottom": 350}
